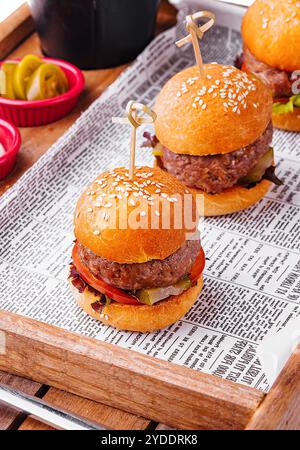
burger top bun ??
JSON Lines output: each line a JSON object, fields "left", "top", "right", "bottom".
{"left": 242, "top": 0, "right": 300, "bottom": 72}
{"left": 74, "top": 167, "right": 198, "bottom": 264}
{"left": 154, "top": 64, "right": 272, "bottom": 156}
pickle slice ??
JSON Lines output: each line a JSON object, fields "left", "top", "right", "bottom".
{"left": 135, "top": 277, "right": 192, "bottom": 305}
{"left": 152, "top": 143, "right": 163, "bottom": 157}
{"left": 26, "top": 63, "right": 68, "bottom": 101}
{"left": 238, "top": 147, "right": 274, "bottom": 186}
{"left": 1, "top": 61, "right": 18, "bottom": 99}
{"left": 14, "top": 55, "right": 43, "bottom": 100}
{"left": 293, "top": 95, "right": 300, "bottom": 108}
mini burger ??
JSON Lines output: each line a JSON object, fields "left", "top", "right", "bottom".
{"left": 145, "top": 64, "right": 282, "bottom": 217}
{"left": 241, "top": 0, "right": 300, "bottom": 131}
{"left": 69, "top": 166, "right": 205, "bottom": 332}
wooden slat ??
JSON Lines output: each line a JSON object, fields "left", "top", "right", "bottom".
{"left": 0, "top": 4, "right": 34, "bottom": 59}
{"left": 0, "top": 371, "right": 42, "bottom": 430}
{"left": 0, "top": 311, "right": 264, "bottom": 430}
{"left": 19, "top": 388, "right": 151, "bottom": 430}
{"left": 246, "top": 345, "right": 300, "bottom": 430}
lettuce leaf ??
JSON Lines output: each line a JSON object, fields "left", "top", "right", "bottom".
{"left": 273, "top": 95, "right": 300, "bottom": 115}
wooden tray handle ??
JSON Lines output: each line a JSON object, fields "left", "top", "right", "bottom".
{"left": 246, "top": 344, "right": 300, "bottom": 430}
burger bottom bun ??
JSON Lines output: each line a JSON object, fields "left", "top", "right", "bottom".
{"left": 69, "top": 276, "right": 203, "bottom": 333}
{"left": 272, "top": 109, "right": 300, "bottom": 132}
{"left": 190, "top": 180, "right": 271, "bottom": 217}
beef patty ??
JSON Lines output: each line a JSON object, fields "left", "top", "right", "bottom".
{"left": 243, "top": 46, "right": 292, "bottom": 98}
{"left": 77, "top": 239, "right": 201, "bottom": 291}
{"left": 161, "top": 121, "right": 273, "bottom": 194}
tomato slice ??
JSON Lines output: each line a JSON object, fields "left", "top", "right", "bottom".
{"left": 190, "top": 247, "right": 205, "bottom": 283}
{"left": 72, "top": 243, "right": 205, "bottom": 305}
{"left": 72, "top": 244, "right": 140, "bottom": 305}
{"left": 273, "top": 97, "right": 289, "bottom": 104}
{"left": 241, "top": 62, "right": 249, "bottom": 73}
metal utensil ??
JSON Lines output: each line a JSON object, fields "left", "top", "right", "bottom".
{"left": 0, "top": 383, "right": 109, "bottom": 430}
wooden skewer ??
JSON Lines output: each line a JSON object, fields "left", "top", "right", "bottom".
{"left": 129, "top": 108, "right": 137, "bottom": 181}
{"left": 176, "top": 11, "right": 215, "bottom": 79}
{"left": 112, "top": 101, "right": 157, "bottom": 179}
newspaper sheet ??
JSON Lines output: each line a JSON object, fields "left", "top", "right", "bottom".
{"left": 0, "top": 0, "right": 299, "bottom": 393}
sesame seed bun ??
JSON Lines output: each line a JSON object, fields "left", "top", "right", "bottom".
{"left": 272, "top": 107, "right": 300, "bottom": 132}
{"left": 154, "top": 64, "right": 272, "bottom": 156}
{"left": 190, "top": 180, "right": 272, "bottom": 217}
{"left": 242, "top": 0, "right": 300, "bottom": 72}
{"left": 74, "top": 166, "right": 198, "bottom": 264}
{"left": 69, "top": 275, "right": 203, "bottom": 332}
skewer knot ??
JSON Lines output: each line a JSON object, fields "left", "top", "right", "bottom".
{"left": 112, "top": 101, "right": 156, "bottom": 129}
{"left": 176, "top": 11, "right": 215, "bottom": 48}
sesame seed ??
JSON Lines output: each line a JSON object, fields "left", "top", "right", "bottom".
{"left": 87, "top": 207, "right": 93, "bottom": 212}
{"left": 93, "top": 230, "right": 100, "bottom": 235}
{"left": 140, "top": 211, "right": 146, "bottom": 217}
{"left": 154, "top": 211, "right": 160, "bottom": 217}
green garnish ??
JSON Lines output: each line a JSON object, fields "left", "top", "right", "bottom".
{"left": 273, "top": 95, "right": 300, "bottom": 115}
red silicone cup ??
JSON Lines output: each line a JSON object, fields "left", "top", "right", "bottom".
{"left": 0, "top": 118, "right": 21, "bottom": 179}
{"left": 0, "top": 58, "right": 85, "bottom": 127}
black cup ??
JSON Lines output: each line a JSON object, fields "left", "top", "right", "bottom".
{"left": 28, "top": 0, "right": 160, "bottom": 69}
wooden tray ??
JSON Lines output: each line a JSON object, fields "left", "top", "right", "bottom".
{"left": 0, "top": 311, "right": 299, "bottom": 429}
{"left": 0, "top": 3, "right": 299, "bottom": 430}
